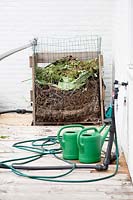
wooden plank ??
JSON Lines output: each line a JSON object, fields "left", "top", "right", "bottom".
{"left": 36, "top": 51, "right": 100, "bottom": 63}
{"left": 34, "top": 121, "right": 102, "bottom": 126}
{"left": 29, "top": 56, "right": 34, "bottom": 68}
{"left": 31, "top": 54, "right": 37, "bottom": 125}
{"left": 100, "top": 54, "right": 104, "bottom": 66}
{"left": 0, "top": 114, "right": 32, "bottom": 126}
{"left": 1, "top": 190, "right": 132, "bottom": 200}
{"left": 30, "top": 90, "right": 33, "bottom": 102}
{"left": 0, "top": 125, "right": 133, "bottom": 200}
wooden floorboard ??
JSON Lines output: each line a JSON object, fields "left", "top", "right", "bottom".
{"left": 0, "top": 113, "right": 32, "bottom": 126}
{"left": 0, "top": 114, "right": 133, "bottom": 200}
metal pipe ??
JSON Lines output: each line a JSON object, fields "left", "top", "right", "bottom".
{"left": 0, "top": 38, "right": 37, "bottom": 61}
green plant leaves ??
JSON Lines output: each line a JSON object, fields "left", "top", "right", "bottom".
{"left": 35, "top": 56, "right": 98, "bottom": 90}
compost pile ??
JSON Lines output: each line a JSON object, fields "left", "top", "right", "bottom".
{"left": 35, "top": 56, "right": 101, "bottom": 124}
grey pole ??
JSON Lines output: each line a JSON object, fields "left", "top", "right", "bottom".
{"left": 0, "top": 38, "right": 37, "bottom": 61}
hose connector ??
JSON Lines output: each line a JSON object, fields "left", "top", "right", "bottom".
{"left": 95, "top": 164, "right": 108, "bottom": 171}
{"left": 16, "top": 109, "right": 32, "bottom": 114}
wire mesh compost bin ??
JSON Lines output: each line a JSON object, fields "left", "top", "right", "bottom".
{"left": 30, "top": 36, "right": 104, "bottom": 125}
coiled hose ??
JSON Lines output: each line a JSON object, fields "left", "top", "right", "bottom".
{"left": 0, "top": 130, "right": 119, "bottom": 183}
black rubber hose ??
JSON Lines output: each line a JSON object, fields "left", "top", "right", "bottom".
{"left": 0, "top": 109, "right": 32, "bottom": 115}
{"left": 0, "top": 163, "right": 104, "bottom": 170}
{"left": 103, "top": 82, "right": 118, "bottom": 167}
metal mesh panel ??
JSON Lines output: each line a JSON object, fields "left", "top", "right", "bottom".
{"left": 36, "top": 36, "right": 101, "bottom": 52}
{"left": 35, "top": 35, "right": 101, "bottom": 62}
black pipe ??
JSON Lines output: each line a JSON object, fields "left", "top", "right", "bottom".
{"left": 103, "top": 126, "right": 115, "bottom": 166}
{"left": 0, "top": 163, "right": 101, "bottom": 170}
{"left": 103, "top": 81, "right": 118, "bottom": 167}
{"left": 0, "top": 109, "right": 32, "bottom": 115}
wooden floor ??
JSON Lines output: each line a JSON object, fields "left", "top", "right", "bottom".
{"left": 0, "top": 114, "right": 133, "bottom": 200}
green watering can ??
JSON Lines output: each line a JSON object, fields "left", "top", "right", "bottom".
{"left": 77, "top": 126, "right": 110, "bottom": 163}
{"left": 57, "top": 124, "right": 84, "bottom": 160}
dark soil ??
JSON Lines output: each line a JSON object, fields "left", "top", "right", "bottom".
{"left": 35, "top": 77, "right": 102, "bottom": 124}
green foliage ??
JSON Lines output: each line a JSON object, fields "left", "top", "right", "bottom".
{"left": 0, "top": 135, "right": 9, "bottom": 139}
{"left": 35, "top": 56, "right": 99, "bottom": 90}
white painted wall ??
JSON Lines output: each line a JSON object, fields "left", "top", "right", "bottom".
{"left": 113, "top": 0, "right": 133, "bottom": 181}
{"left": 112, "top": 0, "right": 129, "bottom": 157}
{"left": 127, "top": 0, "right": 133, "bottom": 181}
{"left": 127, "top": 70, "right": 133, "bottom": 181}
{"left": 0, "top": 0, "right": 113, "bottom": 111}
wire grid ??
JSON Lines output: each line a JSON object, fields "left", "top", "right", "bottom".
{"left": 35, "top": 35, "right": 101, "bottom": 62}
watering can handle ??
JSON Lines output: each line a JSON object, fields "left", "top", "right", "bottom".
{"left": 57, "top": 124, "right": 84, "bottom": 145}
{"left": 77, "top": 127, "right": 99, "bottom": 147}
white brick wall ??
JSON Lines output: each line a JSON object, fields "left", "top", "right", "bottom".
{"left": 0, "top": 0, "right": 113, "bottom": 110}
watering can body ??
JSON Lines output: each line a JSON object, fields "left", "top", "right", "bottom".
{"left": 77, "top": 126, "right": 109, "bottom": 163}
{"left": 57, "top": 124, "right": 84, "bottom": 160}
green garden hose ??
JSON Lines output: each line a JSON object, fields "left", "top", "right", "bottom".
{"left": 0, "top": 130, "right": 119, "bottom": 183}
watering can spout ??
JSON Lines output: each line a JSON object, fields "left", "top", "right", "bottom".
{"left": 101, "top": 126, "right": 110, "bottom": 148}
